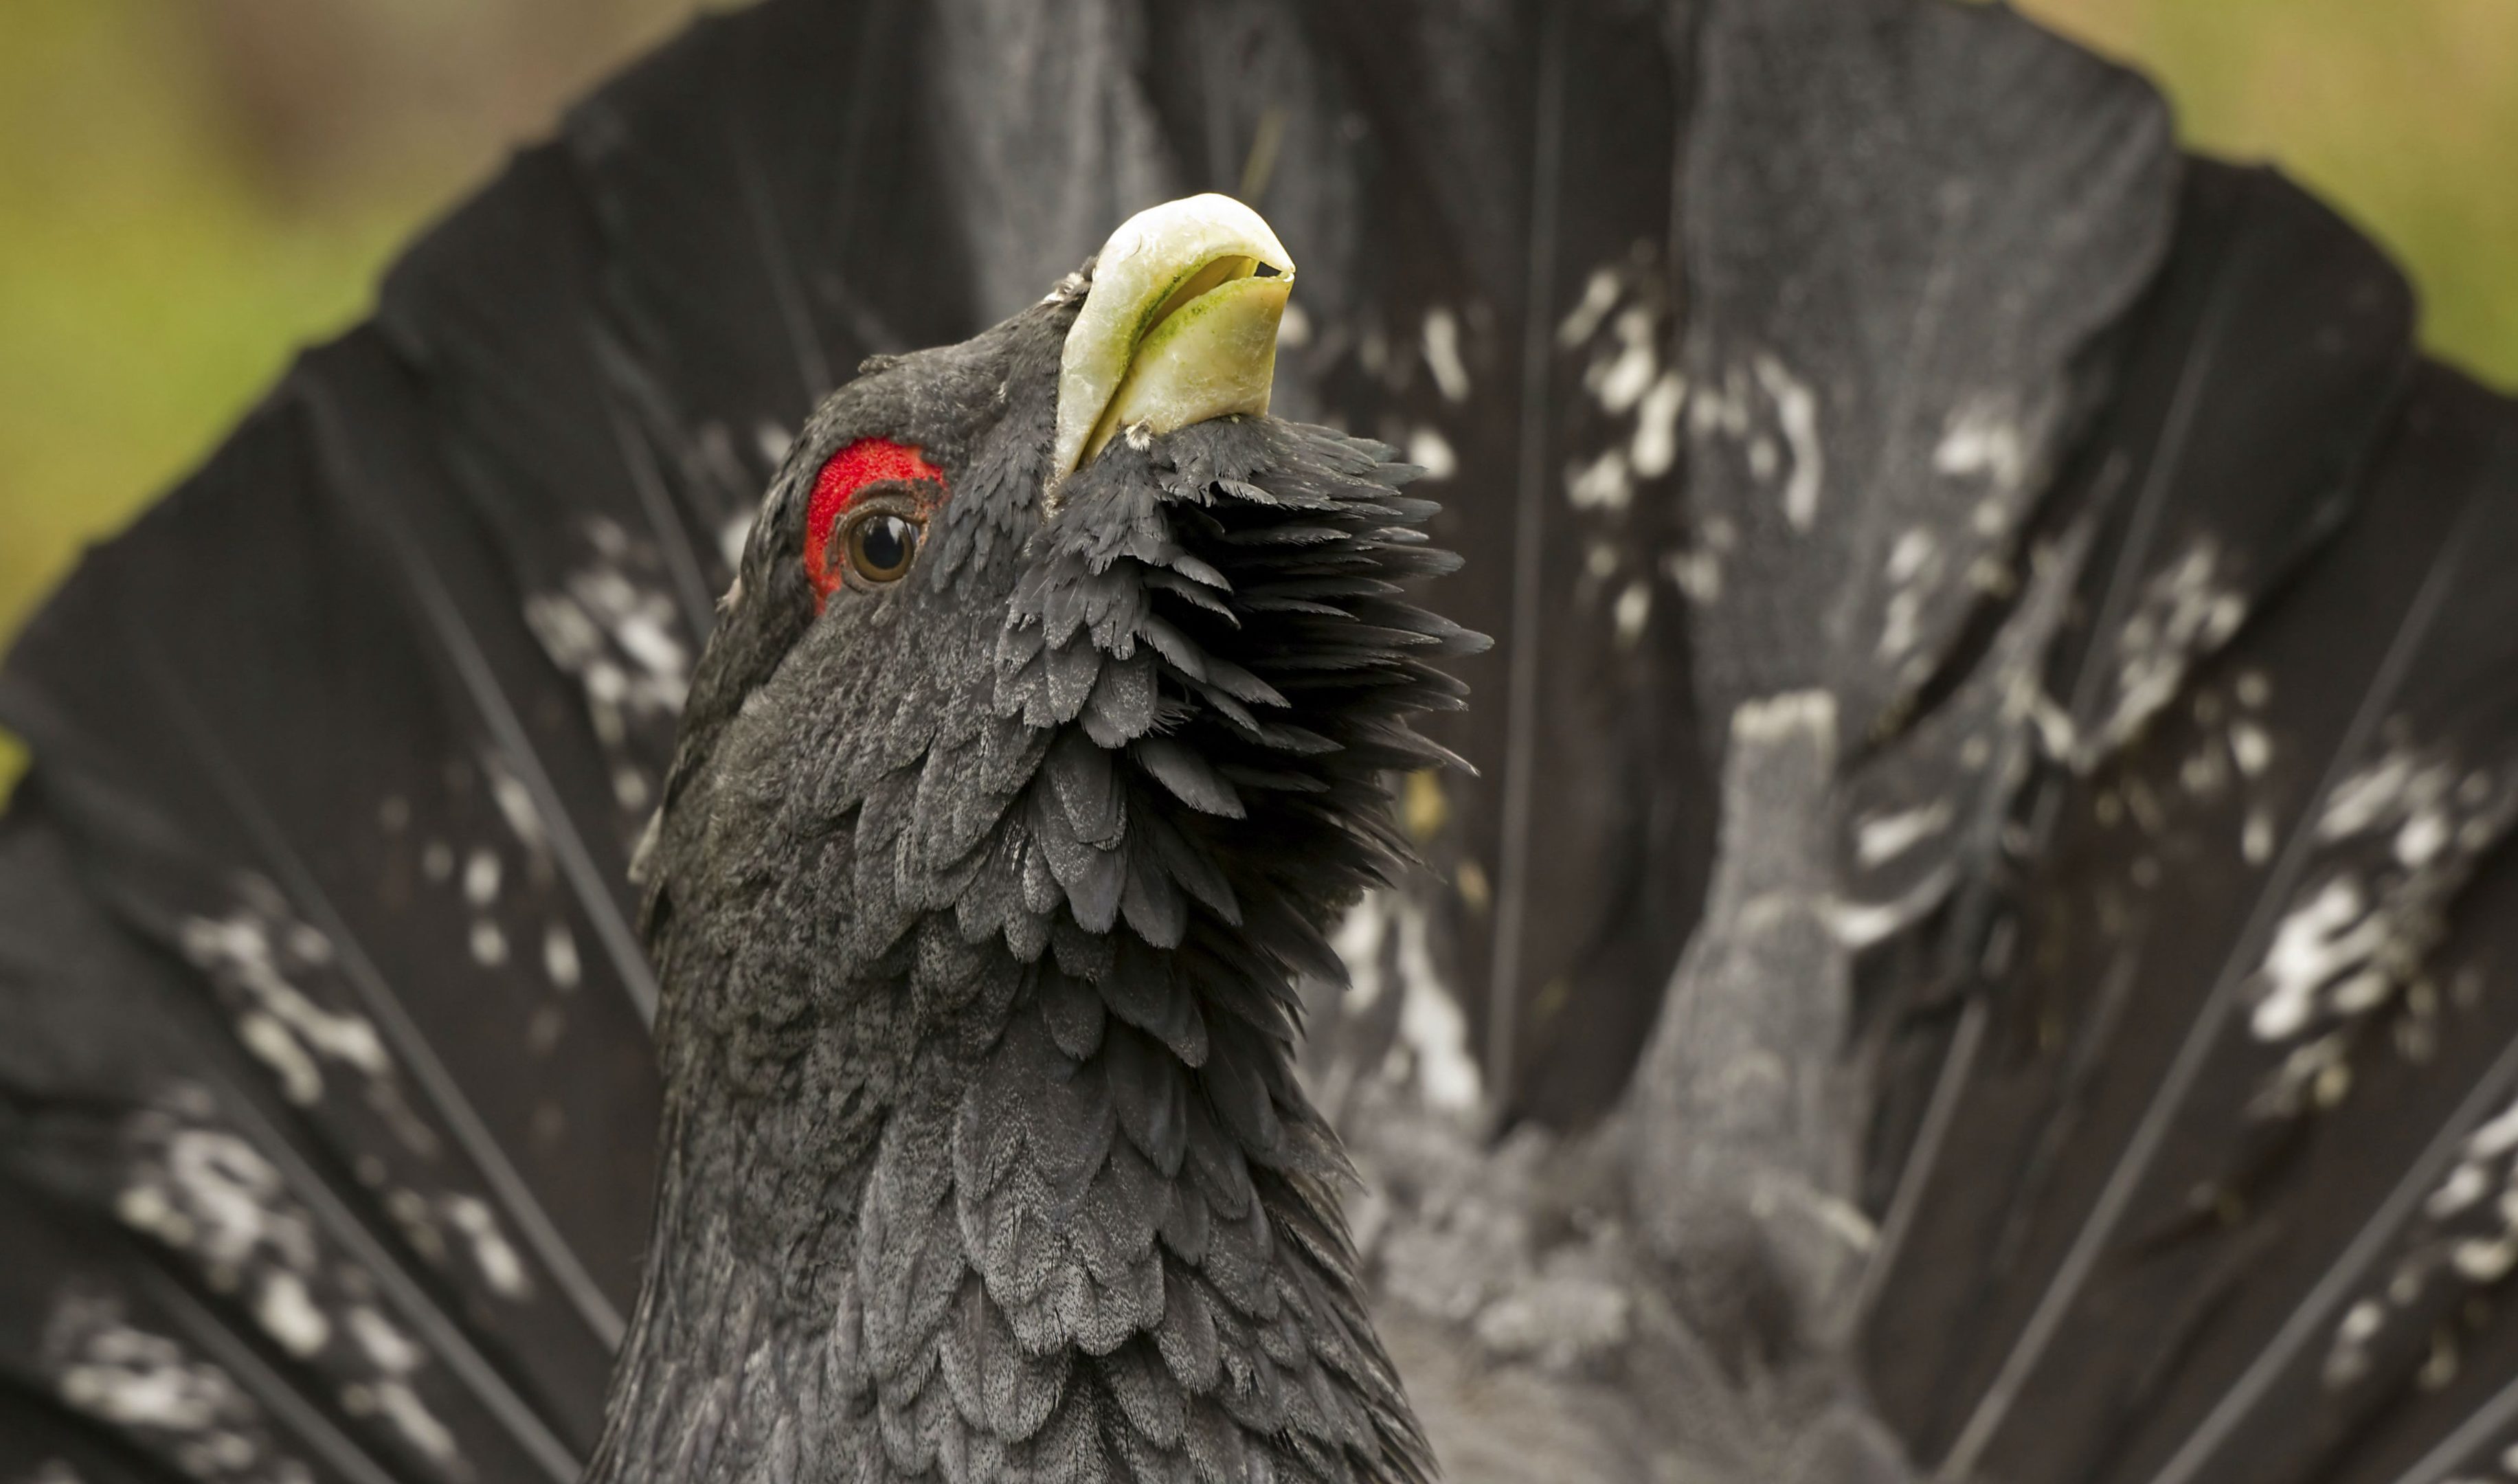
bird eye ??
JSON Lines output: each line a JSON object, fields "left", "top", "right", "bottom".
{"left": 844, "top": 510, "right": 921, "bottom": 583}
{"left": 800, "top": 438, "right": 946, "bottom": 607}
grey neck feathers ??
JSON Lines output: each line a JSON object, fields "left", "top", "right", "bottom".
{"left": 594, "top": 416, "right": 1475, "bottom": 1484}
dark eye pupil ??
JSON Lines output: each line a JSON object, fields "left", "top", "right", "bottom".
{"left": 850, "top": 514, "right": 917, "bottom": 580}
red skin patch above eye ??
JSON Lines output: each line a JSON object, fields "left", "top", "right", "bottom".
{"left": 802, "top": 437, "right": 947, "bottom": 605}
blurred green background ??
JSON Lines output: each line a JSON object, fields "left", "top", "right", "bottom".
{"left": 1, "top": 0, "right": 2513, "bottom": 794}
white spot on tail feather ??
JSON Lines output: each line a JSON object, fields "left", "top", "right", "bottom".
{"left": 524, "top": 517, "right": 693, "bottom": 824}
{"left": 1933, "top": 396, "right": 2033, "bottom": 493}
{"left": 2097, "top": 539, "right": 2249, "bottom": 756}
{"left": 253, "top": 1272, "right": 329, "bottom": 1360}
{"left": 1588, "top": 306, "right": 1657, "bottom": 415}
{"left": 442, "top": 1194, "right": 531, "bottom": 1299}
{"left": 1421, "top": 308, "right": 1471, "bottom": 403}
{"left": 543, "top": 921, "right": 582, "bottom": 991}
{"left": 1613, "top": 582, "right": 1652, "bottom": 649}
{"left": 1393, "top": 900, "right": 1481, "bottom": 1113}
{"left": 1406, "top": 425, "right": 1458, "bottom": 482}
{"left": 1753, "top": 355, "right": 1823, "bottom": 533}
{"left": 1557, "top": 268, "right": 1621, "bottom": 348}
{"left": 1856, "top": 801, "right": 1954, "bottom": 868}
{"left": 462, "top": 848, "right": 502, "bottom": 908}
{"left": 181, "top": 889, "right": 387, "bottom": 1109}
{"left": 1631, "top": 371, "right": 1685, "bottom": 479}
{"left": 1567, "top": 449, "right": 1632, "bottom": 513}
{"left": 1277, "top": 300, "right": 1312, "bottom": 348}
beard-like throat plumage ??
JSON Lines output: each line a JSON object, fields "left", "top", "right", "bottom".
{"left": 589, "top": 413, "right": 1478, "bottom": 1484}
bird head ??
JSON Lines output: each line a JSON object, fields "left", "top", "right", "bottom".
{"left": 609, "top": 195, "right": 1470, "bottom": 1483}
{"left": 644, "top": 189, "right": 1478, "bottom": 1075}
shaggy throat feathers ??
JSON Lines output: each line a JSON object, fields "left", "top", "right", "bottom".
{"left": 600, "top": 194, "right": 1478, "bottom": 1484}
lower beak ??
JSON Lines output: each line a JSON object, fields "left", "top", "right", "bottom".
{"left": 1051, "top": 194, "right": 1296, "bottom": 487}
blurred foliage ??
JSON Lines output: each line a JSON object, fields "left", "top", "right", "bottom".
{"left": 2021, "top": 0, "right": 2518, "bottom": 391}
{"left": 1, "top": 0, "right": 2513, "bottom": 797}
{"left": 0, "top": 0, "right": 723, "bottom": 794}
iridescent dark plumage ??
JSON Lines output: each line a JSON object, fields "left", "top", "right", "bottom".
{"left": 595, "top": 280, "right": 1468, "bottom": 1484}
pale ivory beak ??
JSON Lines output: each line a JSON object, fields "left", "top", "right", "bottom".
{"left": 1051, "top": 193, "right": 1296, "bottom": 488}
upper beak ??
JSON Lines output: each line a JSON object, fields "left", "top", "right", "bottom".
{"left": 1051, "top": 194, "right": 1296, "bottom": 487}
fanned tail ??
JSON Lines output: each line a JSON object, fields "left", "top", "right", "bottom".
{"left": 1863, "top": 166, "right": 2518, "bottom": 1484}
{"left": 0, "top": 2, "right": 981, "bottom": 1478}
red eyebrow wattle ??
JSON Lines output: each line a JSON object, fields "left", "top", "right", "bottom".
{"left": 802, "top": 437, "right": 945, "bottom": 600}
